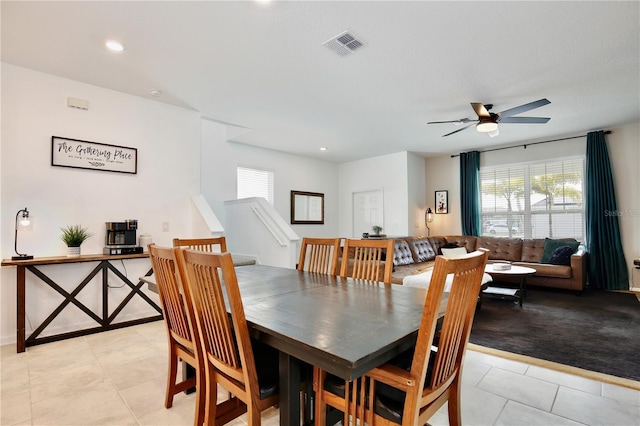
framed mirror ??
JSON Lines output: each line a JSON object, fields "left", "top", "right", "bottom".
{"left": 291, "top": 190, "right": 324, "bottom": 224}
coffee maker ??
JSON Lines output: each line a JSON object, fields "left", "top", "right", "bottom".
{"left": 103, "top": 220, "right": 143, "bottom": 255}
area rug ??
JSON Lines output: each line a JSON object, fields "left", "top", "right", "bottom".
{"left": 469, "top": 288, "right": 640, "bottom": 382}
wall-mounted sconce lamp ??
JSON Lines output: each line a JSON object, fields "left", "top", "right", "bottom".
{"left": 425, "top": 207, "right": 433, "bottom": 237}
{"left": 12, "top": 207, "right": 34, "bottom": 260}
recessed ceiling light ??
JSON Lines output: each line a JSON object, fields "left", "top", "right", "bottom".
{"left": 105, "top": 40, "right": 125, "bottom": 52}
{"left": 150, "top": 90, "right": 162, "bottom": 97}
{"left": 320, "top": 147, "right": 328, "bottom": 151}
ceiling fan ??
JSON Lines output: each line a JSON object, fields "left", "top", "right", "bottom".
{"left": 428, "top": 98, "right": 551, "bottom": 137}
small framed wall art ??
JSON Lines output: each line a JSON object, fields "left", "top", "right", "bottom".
{"left": 435, "top": 190, "right": 448, "bottom": 214}
{"left": 51, "top": 136, "right": 137, "bottom": 174}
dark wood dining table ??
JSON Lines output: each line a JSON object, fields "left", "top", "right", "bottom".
{"left": 146, "top": 263, "right": 443, "bottom": 426}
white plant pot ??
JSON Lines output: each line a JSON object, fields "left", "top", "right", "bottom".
{"left": 66, "top": 246, "right": 81, "bottom": 257}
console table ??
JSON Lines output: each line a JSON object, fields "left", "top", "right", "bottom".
{"left": 1, "top": 253, "right": 162, "bottom": 353}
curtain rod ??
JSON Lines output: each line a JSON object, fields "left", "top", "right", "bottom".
{"left": 450, "top": 130, "right": 611, "bottom": 158}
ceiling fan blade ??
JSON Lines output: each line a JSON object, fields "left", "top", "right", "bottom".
{"left": 428, "top": 120, "right": 465, "bottom": 124}
{"left": 498, "top": 98, "right": 550, "bottom": 119}
{"left": 427, "top": 117, "right": 475, "bottom": 125}
{"left": 471, "top": 103, "right": 491, "bottom": 118}
{"left": 498, "top": 116, "right": 550, "bottom": 124}
{"left": 442, "top": 123, "right": 475, "bottom": 137}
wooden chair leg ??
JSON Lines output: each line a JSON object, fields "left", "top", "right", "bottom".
{"left": 447, "top": 378, "right": 463, "bottom": 426}
{"left": 313, "top": 368, "right": 327, "bottom": 426}
{"left": 165, "top": 342, "right": 178, "bottom": 408}
{"left": 203, "top": 364, "right": 217, "bottom": 426}
{"left": 193, "top": 369, "right": 205, "bottom": 426}
{"left": 246, "top": 402, "right": 261, "bottom": 426}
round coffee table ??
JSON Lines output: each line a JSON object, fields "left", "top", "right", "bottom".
{"left": 483, "top": 264, "right": 536, "bottom": 307}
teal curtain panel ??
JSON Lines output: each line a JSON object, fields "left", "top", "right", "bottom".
{"left": 460, "top": 151, "right": 481, "bottom": 236}
{"left": 585, "top": 130, "right": 629, "bottom": 290}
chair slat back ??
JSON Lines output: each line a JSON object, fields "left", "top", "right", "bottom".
{"left": 340, "top": 238, "right": 395, "bottom": 284}
{"left": 176, "top": 249, "right": 260, "bottom": 395}
{"left": 148, "top": 244, "right": 193, "bottom": 346}
{"left": 412, "top": 250, "right": 489, "bottom": 392}
{"left": 297, "top": 237, "right": 341, "bottom": 275}
{"left": 173, "top": 237, "right": 227, "bottom": 253}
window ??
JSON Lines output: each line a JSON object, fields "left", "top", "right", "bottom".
{"left": 237, "top": 166, "right": 274, "bottom": 204}
{"left": 480, "top": 158, "right": 584, "bottom": 241}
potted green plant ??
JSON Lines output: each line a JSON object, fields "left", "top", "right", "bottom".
{"left": 60, "top": 225, "right": 92, "bottom": 257}
{"left": 371, "top": 225, "right": 383, "bottom": 236}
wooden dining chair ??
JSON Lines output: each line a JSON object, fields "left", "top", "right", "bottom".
{"left": 173, "top": 236, "right": 227, "bottom": 253}
{"left": 339, "top": 238, "right": 395, "bottom": 284}
{"left": 176, "top": 249, "right": 280, "bottom": 426}
{"left": 297, "top": 237, "right": 342, "bottom": 275}
{"left": 174, "top": 238, "right": 240, "bottom": 405}
{"left": 148, "top": 244, "right": 205, "bottom": 426}
{"left": 314, "top": 250, "right": 489, "bottom": 426}
{"left": 296, "top": 237, "right": 342, "bottom": 422}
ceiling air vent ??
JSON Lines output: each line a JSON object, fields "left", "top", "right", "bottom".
{"left": 322, "top": 31, "right": 366, "bottom": 57}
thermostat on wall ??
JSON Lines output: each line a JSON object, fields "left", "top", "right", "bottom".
{"left": 67, "top": 97, "right": 89, "bottom": 110}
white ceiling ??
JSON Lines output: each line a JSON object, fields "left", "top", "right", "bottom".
{"left": 2, "top": 1, "right": 639, "bottom": 163}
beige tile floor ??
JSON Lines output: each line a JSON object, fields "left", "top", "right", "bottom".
{"left": 1, "top": 321, "right": 638, "bottom": 425}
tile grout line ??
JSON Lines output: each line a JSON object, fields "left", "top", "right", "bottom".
{"left": 468, "top": 344, "right": 640, "bottom": 391}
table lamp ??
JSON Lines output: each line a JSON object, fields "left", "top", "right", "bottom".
{"left": 12, "top": 207, "right": 33, "bottom": 260}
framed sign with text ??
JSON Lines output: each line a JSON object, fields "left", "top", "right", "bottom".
{"left": 51, "top": 136, "right": 137, "bottom": 174}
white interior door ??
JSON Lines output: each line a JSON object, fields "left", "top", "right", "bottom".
{"left": 353, "top": 189, "right": 384, "bottom": 237}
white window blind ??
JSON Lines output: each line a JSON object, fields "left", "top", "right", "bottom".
{"left": 237, "top": 166, "right": 274, "bottom": 205}
{"left": 480, "top": 158, "right": 584, "bottom": 241}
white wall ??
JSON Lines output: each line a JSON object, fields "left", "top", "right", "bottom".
{"left": 425, "top": 123, "right": 640, "bottom": 289}
{"left": 0, "top": 64, "right": 341, "bottom": 346}
{"left": 199, "top": 119, "right": 340, "bottom": 241}
{"left": 1, "top": 64, "right": 201, "bottom": 344}
{"left": 606, "top": 123, "right": 640, "bottom": 289}
{"left": 407, "top": 152, "right": 427, "bottom": 236}
{"left": 224, "top": 198, "right": 299, "bottom": 267}
{"left": 425, "top": 154, "right": 461, "bottom": 236}
{"left": 338, "top": 152, "right": 410, "bottom": 238}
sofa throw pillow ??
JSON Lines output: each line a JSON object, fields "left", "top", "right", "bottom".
{"left": 393, "top": 240, "right": 415, "bottom": 266}
{"left": 439, "top": 243, "right": 460, "bottom": 255}
{"left": 412, "top": 238, "right": 435, "bottom": 262}
{"left": 541, "top": 238, "right": 579, "bottom": 264}
{"left": 441, "top": 247, "right": 468, "bottom": 259}
{"left": 548, "top": 246, "right": 575, "bottom": 266}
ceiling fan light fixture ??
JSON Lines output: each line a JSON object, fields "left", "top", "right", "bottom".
{"left": 476, "top": 119, "right": 498, "bottom": 133}
{"left": 105, "top": 40, "right": 124, "bottom": 52}
{"left": 429, "top": 98, "right": 550, "bottom": 137}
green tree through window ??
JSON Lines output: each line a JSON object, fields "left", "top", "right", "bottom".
{"left": 481, "top": 174, "right": 524, "bottom": 237}
{"left": 480, "top": 158, "right": 584, "bottom": 241}
{"left": 530, "top": 168, "right": 582, "bottom": 238}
